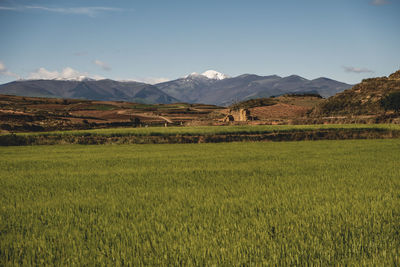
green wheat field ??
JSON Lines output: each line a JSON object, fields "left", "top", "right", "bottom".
{"left": 1, "top": 139, "right": 400, "bottom": 265}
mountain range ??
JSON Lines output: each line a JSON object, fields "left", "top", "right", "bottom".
{"left": 0, "top": 79, "right": 179, "bottom": 104}
{"left": 156, "top": 70, "right": 352, "bottom": 106}
{"left": 0, "top": 70, "right": 352, "bottom": 105}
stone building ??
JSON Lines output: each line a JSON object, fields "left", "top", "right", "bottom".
{"left": 222, "top": 108, "right": 255, "bottom": 122}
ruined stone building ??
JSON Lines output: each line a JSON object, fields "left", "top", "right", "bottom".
{"left": 223, "top": 109, "right": 256, "bottom": 122}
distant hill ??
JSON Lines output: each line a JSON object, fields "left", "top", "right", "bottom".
{"left": 311, "top": 70, "right": 400, "bottom": 116}
{"left": 155, "top": 71, "right": 352, "bottom": 106}
{"left": 0, "top": 79, "right": 179, "bottom": 104}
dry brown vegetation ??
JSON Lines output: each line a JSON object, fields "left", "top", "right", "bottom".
{"left": 312, "top": 70, "right": 400, "bottom": 117}
{"left": 0, "top": 95, "right": 223, "bottom": 132}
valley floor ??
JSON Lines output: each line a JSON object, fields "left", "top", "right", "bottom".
{"left": 1, "top": 140, "right": 400, "bottom": 265}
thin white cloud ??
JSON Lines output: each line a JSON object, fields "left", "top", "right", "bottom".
{"left": 371, "top": 0, "right": 389, "bottom": 5}
{"left": 0, "top": 6, "right": 16, "bottom": 11}
{"left": 0, "top": 5, "right": 123, "bottom": 17}
{"left": 93, "top": 60, "right": 111, "bottom": 71}
{"left": 28, "top": 67, "right": 103, "bottom": 80}
{"left": 122, "top": 77, "right": 171, "bottom": 84}
{"left": 0, "top": 61, "right": 20, "bottom": 79}
{"left": 343, "top": 66, "right": 374, "bottom": 74}
{"left": 144, "top": 77, "right": 171, "bottom": 84}
{"left": 0, "top": 62, "right": 5, "bottom": 72}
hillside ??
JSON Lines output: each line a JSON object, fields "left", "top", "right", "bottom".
{"left": 155, "top": 73, "right": 218, "bottom": 103}
{"left": 230, "top": 93, "right": 322, "bottom": 109}
{"left": 227, "top": 94, "right": 323, "bottom": 122}
{"left": 312, "top": 70, "right": 400, "bottom": 116}
{"left": 0, "top": 79, "right": 179, "bottom": 104}
{"left": 0, "top": 94, "right": 223, "bottom": 132}
{"left": 0, "top": 93, "right": 330, "bottom": 133}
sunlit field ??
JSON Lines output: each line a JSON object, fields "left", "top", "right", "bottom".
{"left": 1, "top": 140, "right": 400, "bottom": 265}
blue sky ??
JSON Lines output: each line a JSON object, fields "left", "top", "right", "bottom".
{"left": 0, "top": 0, "right": 399, "bottom": 84}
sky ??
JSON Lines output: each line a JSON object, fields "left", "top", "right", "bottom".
{"left": 0, "top": 0, "right": 399, "bottom": 84}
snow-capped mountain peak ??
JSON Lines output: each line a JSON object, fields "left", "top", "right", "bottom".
{"left": 183, "top": 70, "right": 229, "bottom": 80}
{"left": 201, "top": 70, "right": 229, "bottom": 80}
{"left": 185, "top": 72, "right": 202, "bottom": 78}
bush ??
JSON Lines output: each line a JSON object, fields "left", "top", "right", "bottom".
{"left": 380, "top": 91, "right": 400, "bottom": 113}
{"left": 0, "top": 134, "right": 29, "bottom": 146}
{"left": 229, "top": 98, "right": 277, "bottom": 110}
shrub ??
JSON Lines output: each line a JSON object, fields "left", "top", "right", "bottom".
{"left": 380, "top": 91, "right": 400, "bottom": 113}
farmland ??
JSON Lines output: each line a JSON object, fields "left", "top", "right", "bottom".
{"left": 1, "top": 140, "right": 400, "bottom": 265}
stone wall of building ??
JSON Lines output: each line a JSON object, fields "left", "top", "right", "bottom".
{"left": 223, "top": 109, "right": 254, "bottom": 122}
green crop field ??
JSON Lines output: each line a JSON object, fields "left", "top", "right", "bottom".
{"left": 1, "top": 140, "right": 400, "bottom": 265}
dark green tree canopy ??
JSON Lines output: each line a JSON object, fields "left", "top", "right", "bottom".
{"left": 381, "top": 91, "right": 400, "bottom": 112}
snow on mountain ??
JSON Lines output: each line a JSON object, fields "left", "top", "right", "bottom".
{"left": 182, "top": 70, "right": 229, "bottom": 80}
{"left": 184, "top": 72, "right": 203, "bottom": 79}
{"left": 56, "top": 76, "right": 96, "bottom": 82}
{"left": 26, "top": 67, "right": 104, "bottom": 82}
{"left": 201, "top": 70, "right": 229, "bottom": 80}
{"left": 19, "top": 76, "right": 97, "bottom": 82}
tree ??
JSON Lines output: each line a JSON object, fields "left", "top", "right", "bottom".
{"left": 134, "top": 117, "right": 141, "bottom": 127}
{"left": 130, "top": 117, "right": 141, "bottom": 127}
{"left": 380, "top": 91, "right": 400, "bottom": 113}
